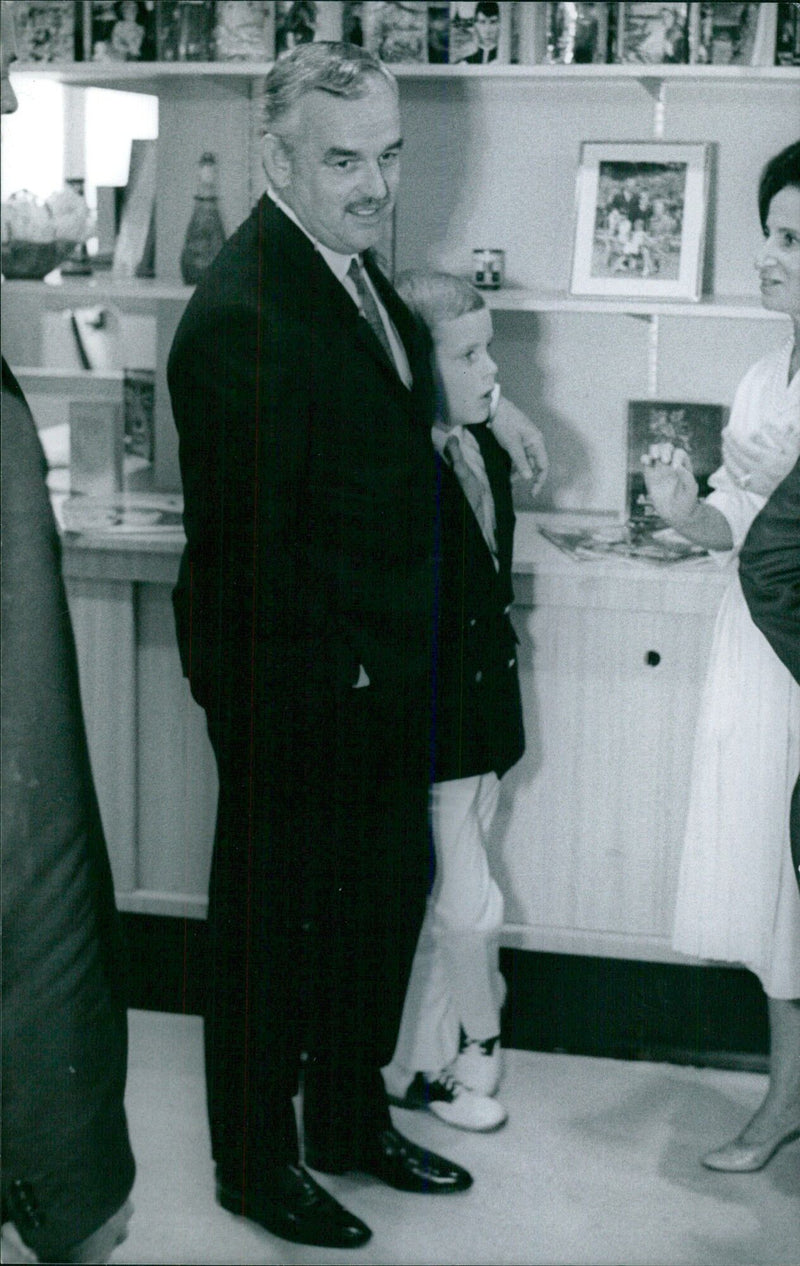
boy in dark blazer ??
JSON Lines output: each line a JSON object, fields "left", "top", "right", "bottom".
{"left": 383, "top": 272, "right": 547, "bottom": 1132}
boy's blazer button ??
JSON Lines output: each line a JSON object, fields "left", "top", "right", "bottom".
{"left": 475, "top": 670, "right": 483, "bottom": 683}
{"left": 503, "top": 603, "right": 512, "bottom": 615}
{"left": 508, "top": 657, "right": 516, "bottom": 668}
{"left": 469, "top": 617, "right": 477, "bottom": 627}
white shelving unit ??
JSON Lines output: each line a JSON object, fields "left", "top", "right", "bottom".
{"left": 3, "top": 56, "right": 798, "bottom": 943}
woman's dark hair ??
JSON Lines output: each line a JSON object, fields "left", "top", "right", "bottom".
{"left": 758, "top": 140, "right": 800, "bottom": 231}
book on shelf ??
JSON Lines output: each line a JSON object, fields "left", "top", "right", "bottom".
{"left": 112, "top": 138, "right": 157, "bottom": 280}
{"left": 626, "top": 399, "right": 726, "bottom": 531}
{"left": 614, "top": 1, "right": 691, "bottom": 63}
{"left": 214, "top": 0, "right": 275, "bottom": 60}
{"left": 15, "top": 1, "right": 80, "bottom": 63}
{"left": 156, "top": 0, "right": 216, "bottom": 61}
{"left": 84, "top": 1, "right": 158, "bottom": 63}
{"left": 61, "top": 491, "right": 184, "bottom": 535}
{"left": 776, "top": 0, "right": 800, "bottom": 64}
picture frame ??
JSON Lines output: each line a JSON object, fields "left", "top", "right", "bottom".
{"left": 569, "top": 141, "right": 712, "bottom": 301}
{"left": 626, "top": 399, "right": 726, "bottom": 527}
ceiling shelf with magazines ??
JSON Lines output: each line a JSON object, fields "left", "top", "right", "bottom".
{"left": 11, "top": 59, "right": 799, "bottom": 89}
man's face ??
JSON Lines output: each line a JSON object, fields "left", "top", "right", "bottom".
{"left": 272, "top": 78, "right": 401, "bottom": 256}
{"left": 1, "top": 2, "right": 19, "bottom": 116}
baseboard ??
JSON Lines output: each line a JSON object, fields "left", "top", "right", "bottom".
{"left": 119, "top": 914, "right": 768, "bottom": 1071}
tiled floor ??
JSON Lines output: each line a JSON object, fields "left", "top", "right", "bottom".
{"left": 116, "top": 1009, "right": 799, "bottom": 1265}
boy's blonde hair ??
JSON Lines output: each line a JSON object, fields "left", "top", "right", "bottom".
{"left": 395, "top": 270, "right": 485, "bottom": 335}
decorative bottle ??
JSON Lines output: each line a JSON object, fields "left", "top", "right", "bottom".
{"left": 180, "top": 152, "right": 226, "bottom": 285}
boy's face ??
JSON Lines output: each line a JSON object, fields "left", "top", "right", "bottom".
{"left": 435, "top": 307, "right": 497, "bottom": 428}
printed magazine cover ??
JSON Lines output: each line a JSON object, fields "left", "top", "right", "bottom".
{"left": 627, "top": 398, "right": 726, "bottom": 529}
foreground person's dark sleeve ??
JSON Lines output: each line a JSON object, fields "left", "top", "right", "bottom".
{"left": 1, "top": 359, "right": 135, "bottom": 1260}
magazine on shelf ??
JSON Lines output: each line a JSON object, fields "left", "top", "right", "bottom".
{"left": 362, "top": 2, "right": 430, "bottom": 63}
{"left": 776, "top": 0, "right": 800, "bottom": 64}
{"left": 545, "top": 2, "right": 611, "bottom": 64}
{"left": 690, "top": 2, "right": 771, "bottom": 66}
{"left": 274, "top": 1, "right": 344, "bottom": 55}
{"left": 15, "top": 2, "right": 79, "bottom": 63}
{"left": 448, "top": 1, "right": 512, "bottom": 64}
{"left": 627, "top": 398, "right": 726, "bottom": 530}
{"left": 614, "top": 1, "right": 690, "bottom": 63}
{"left": 84, "top": 1, "right": 158, "bottom": 63}
{"left": 61, "top": 492, "right": 184, "bottom": 535}
{"left": 214, "top": 0, "right": 275, "bottom": 60}
{"left": 538, "top": 522, "right": 709, "bottom": 565}
{"left": 156, "top": 0, "right": 216, "bottom": 61}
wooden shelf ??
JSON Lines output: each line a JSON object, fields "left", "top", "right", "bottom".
{"left": 1, "top": 275, "right": 193, "bottom": 304}
{"left": 11, "top": 60, "right": 799, "bottom": 92}
{"left": 479, "top": 290, "right": 787, "bottom": 319}
{"left": 3, "top": 276, "right": 788, "bottom": 321}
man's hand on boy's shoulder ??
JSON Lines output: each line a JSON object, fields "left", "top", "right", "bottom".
{"left": 489, "top": 395, "right": 548, "bottom": 497}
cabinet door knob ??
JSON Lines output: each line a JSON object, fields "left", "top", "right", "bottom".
{"left": 645, "top": 650, "right": 661, "bottom": 667}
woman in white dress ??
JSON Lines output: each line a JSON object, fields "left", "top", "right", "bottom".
{"left": 643, "top": 141, "right": 800, "bottom": 1172}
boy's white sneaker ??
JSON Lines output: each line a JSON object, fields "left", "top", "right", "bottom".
{"left": 384, "top": 1067, "right": 507, "bottom": 1132}
{"left": 452, "top": 1030, "right": 502, "bottom": 1097}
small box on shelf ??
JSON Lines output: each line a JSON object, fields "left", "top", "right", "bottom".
{"left": 69, "top": 398, "right": 124, "bottom": 495}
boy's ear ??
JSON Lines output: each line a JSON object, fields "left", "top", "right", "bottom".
{"left": 262, "top": 133, "right": 292, "bottom": 190}
{"left": 433, "top": 364, "right": 450, "bottom": 429}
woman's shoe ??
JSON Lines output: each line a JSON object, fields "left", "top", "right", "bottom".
{"left": 701, "top": 1125, "right": 800, "bottom": 1172}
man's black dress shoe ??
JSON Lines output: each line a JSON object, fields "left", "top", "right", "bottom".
{"left": 305, "top": 1126, "right": 473, "bottom": 1194}
{"left": 216, "top": 1163, "right": 372, "bottom": 1248}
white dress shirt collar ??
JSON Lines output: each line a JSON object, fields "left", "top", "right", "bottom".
{"left": 267, "top": 187, "right": 355, "bottom": 283}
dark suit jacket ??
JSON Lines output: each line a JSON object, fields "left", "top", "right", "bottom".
{"left": 739, "top": 457, "right": 800, "bottom": 685}
{"left": 432, "top": 424, "right": 524, "bottom": 782}
{"left": 1, "top": 360, "right": 134, "bottom": 1258}
{"left": 168, "top": 196, "right": 438, "bottom": 732}
{"left": 739, "top": 457, "right": 800, "bottom": 889}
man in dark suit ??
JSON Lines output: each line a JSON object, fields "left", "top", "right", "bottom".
{"left": 739, "top": 457, "right": 800, "bottom": 891}
{"left": 168, "top": 41, "right": 473, "bottom": 1251}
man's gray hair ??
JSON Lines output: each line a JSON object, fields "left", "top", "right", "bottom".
{"left": 261, "top": 41, "right": 397, "bottom": 135}
{"left": 395, "top": 271, "right": 486, "bottom": 334}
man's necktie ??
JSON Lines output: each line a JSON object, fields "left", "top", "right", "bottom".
{"left": 348, "top": 257, "right": 395, "bottom": 368}
{"left": 445, "top": 431, "right": 498, "bottom": 565}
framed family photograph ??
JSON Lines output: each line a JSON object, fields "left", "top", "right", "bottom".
{"left": 569, "top": 141, "right": 712, "bottom": 300}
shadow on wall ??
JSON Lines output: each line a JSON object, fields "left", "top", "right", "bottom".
{"left": 493, "top": 310, "right": 592, "bottom": 513}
